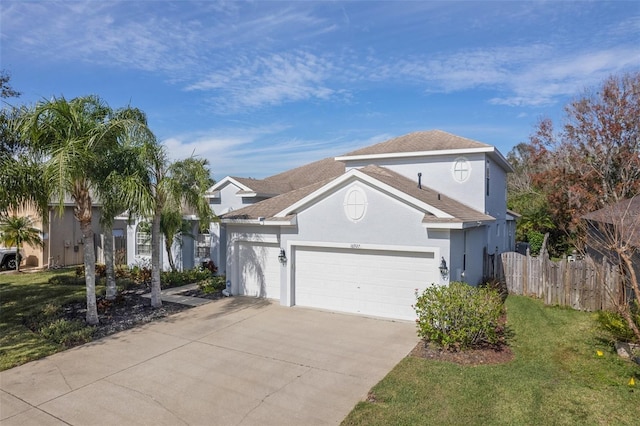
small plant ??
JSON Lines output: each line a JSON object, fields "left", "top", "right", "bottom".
{"left": 161, "top": 268, "right": 212, "bottom": 289}
{"left": 199, "top": 275, "right": 226, "bottom": 294}
{"left": 414, "top": 282, "right": 505, "bottom": 351}
{"left": 48, "top": 275, "right": 86, "bottom": 286}
{"left": 596, "top": 304, "right": 640, "bottom": 343}
{"left": 75, "top": 264, "right": 107, "bottom": 278}
{"left": 38, "top": 318, "right": 94, "bottom": 347}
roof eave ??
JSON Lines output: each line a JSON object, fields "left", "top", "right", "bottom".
{"left": 336, "top": 146, "right": 514, "bottom": 173}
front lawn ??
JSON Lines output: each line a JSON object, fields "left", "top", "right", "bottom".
{"left": 343, "top": 296, "right": 640, "bottom": 425}
{"left": 0, "top": 269, "right": 91, "bottom": 370}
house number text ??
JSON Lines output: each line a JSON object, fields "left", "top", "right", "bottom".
{"left": 350, "top": 243, "right": 361, "bottom": 249}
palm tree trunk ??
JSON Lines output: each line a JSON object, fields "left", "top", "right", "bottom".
{"left": 80, "top": 220, "right": 99, "bottom": 325}
{"left": 74, "top": 185, "right": 99, "bottom": 325}
{"left": 15, "top": 237, "right": 21, "bottom": 273}
{"left": 164, "top": 236, "right": 177, "bottom": 272}
{"left": 150, "top": 212, "right": 163, "bottom": 308}
{"left": 104, "top": 224, "right": 116, "bottom": 300}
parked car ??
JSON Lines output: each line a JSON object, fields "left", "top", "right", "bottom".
{"left": 0, "top": 247, "right": 19, "bottom": 270}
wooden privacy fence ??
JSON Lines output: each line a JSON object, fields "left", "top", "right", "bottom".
{"left": 498, "top": 251, "right": 623, "bottom": 311}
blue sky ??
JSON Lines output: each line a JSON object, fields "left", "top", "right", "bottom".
{"left": 1, "top": 1, "right": 639, "bottom": 181}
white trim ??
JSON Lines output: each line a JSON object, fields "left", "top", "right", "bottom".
{"left": 335, "top": 147, "right": 494, "bottom": 162}
{"left": 335, "top": 146, "right": 514, "bottom": 173}
{"left": 274, "top": 168, "right": 453, "bottom": 219}
{"left": 208, "top": 176, "right": 253, "bottom": 193}
{"left": 422, "top": 219, "right": 494, "bottom": 230}
{"left": 221, "top": 217, "right": 297, "bottom": 226}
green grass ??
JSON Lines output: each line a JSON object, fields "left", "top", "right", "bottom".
{"left": 0, "top": 269, "right": 98, "bottom": 371}
{"left": 343, "top": 296, "right": 640, "bottom": 426}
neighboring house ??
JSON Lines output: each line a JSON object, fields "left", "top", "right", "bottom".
{"left": 7, "top": 202, "right": 104, "bottom": 268}
{"left": 582, "top": 196, "right": 640, "bottom": 282}
{"left": 207, "top": 130, "right": 515, "bottom": 320}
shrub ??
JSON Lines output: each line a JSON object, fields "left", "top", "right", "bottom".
{"left": 75, "top": 264, "right": 107, "bottom": 278}
{"left": 596, "top": 304, "right": 640, "bottom": 343}
{"left": 161, "top": 268, "right": 212, "bottom": 289}
{"left": 199, "top": 275, "right": 226, "bottom": 294}
{"left": 480, "top": 277, "right": 508, "bottom": 302}
{"left": 527, "top": 231, "right": 545, "bottom": 256}
{"left": 48, "top": 275, "right": 86, "bottom": 286}
{"left": 414, "top": 282, "right": 505, "bottom": 350}
{"left": 38, "top": 318, "right": 94, "bottom": 347}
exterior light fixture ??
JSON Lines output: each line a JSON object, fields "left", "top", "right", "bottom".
{"left": 278, "top": 248, "right": 287, "bottom": 265}
{"left": 439, "top": 257, "right": 449, "bottom": 279}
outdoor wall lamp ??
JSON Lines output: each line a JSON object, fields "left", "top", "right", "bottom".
{"left": 439, "top": 257, "right": 449, "bottom": 279}
{"left": 278, "top": 248, "right": 287, "bottom": 265}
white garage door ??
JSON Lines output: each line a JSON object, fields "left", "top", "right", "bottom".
{"left": 237, "top": 242, "right": 280, "bottom": 299}
{"left": 294, "top": 246, "right": 440, "bottom": 320}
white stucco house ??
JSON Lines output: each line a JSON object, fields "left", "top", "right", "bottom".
{"left": 205, "top": 130, "right": 514, "bottom": 320}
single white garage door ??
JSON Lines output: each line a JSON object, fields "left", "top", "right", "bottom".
{"left": 237, "top": 242, "right": 280, "bottom": 299}
{"left": 294, "top": 246, "right": 440, "bottom": 320}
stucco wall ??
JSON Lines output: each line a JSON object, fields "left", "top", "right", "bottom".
{"left": 344, "top": 153, "right": 488, "bottom": 213}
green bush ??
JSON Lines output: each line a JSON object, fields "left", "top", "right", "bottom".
{"left": 527, "top": 231, "right": 545, "bottom": 256}
{"left": 414, "top": 282, "right": 505, "bottom": 350}
{"left": 38, "top": 318, "right": 94, "bottom": 347}
{"left": 161, "top": 268, "right": 211, "bottom": 289}
{"left": 596, "top": 304, "right": 640, "bottom": 343}
{"left": 75, "top": 264, "right": 107, "bottom": 278}
{"left": 199, "top": 275, "right": 226, "bottom": 294}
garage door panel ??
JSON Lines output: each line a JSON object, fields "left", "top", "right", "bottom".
{"left": 238, "top": 242, "right": 280, "bottom": 299}
{"left": 294, "top": 247, "right": 439, "bottom": 320}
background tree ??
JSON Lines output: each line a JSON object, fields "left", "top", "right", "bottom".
{"left": 0, "top": 215, "right": 43, "bottom": 272}
{"left": 0, "top": 72, "right": 50, "bottom": 218}
{"left": 160, "top": 209, "right": 194, "bottom": 272}
{"left": 508, "top": 72, "right": 640, "bottom": 255}
{"left": 582, "top": 197, "right": 640, "bottom": 343}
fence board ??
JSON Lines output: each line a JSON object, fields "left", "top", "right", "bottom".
{"left": 498, "top": 251, "right": 622, "bottom": 311}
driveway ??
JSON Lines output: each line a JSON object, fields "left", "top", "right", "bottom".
{"left": 1, "top": 297, "right": 417, "bottom": 425}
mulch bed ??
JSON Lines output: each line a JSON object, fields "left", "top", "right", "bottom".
{"left": 410, "top": 340, "right": 514, "bottom": 366}
{"left": 60, "top": 289, "right": 193, "bottom": 339}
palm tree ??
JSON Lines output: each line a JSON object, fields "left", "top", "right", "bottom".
{"left": 95, "top": 109, "right": 154, "bottom": 300}
{"left": 0, "top": 215, "right": 43, "bottom": 272}
{"left": 160, "top": 208, "right": 195, "bottom": 272}
{"left": 139, "top": 142, "right": 215, "bottom": 307}
{"left": 19, "top": 95, "right": 150, "bottom": 324}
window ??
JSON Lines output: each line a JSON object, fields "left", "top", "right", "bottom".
{"left": 196, "top": 231, "right": 211, "bottom": 259}
{"left": 452, "top": 157, "right": 470, "bottom": 182}
{"left": 344, "top": 186, "right": 367, "bottom": 222}
{"left": 485, "top": 161, "right": 491, "bottom": 196}
{"left": 136, "top": 222, "right": 151, "bottom": 256}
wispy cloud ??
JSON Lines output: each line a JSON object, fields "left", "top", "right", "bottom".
{"left": 186, "top": 51, "right": 339, "bottom": 111}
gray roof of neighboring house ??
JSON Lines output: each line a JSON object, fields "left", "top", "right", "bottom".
{"left": 582, "top": 197, "right": 640, "bottom": 247}
{"left": 341, "top": 130, "right": 492, "bottom": 157}
{"left": 222, "top": 165, "right": 493, "bottom": 225}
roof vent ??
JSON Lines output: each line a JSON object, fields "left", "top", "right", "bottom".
{"left": 418, "top": 172, "right": 422, "bottom": 189}
{"left": 438, "top": 194, "right": 441, "bottom": 200}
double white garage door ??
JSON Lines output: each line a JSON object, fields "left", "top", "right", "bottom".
{"left": 238, "top": 243, "right": 440, "bottom": 320}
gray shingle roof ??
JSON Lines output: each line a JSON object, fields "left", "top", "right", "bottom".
{"left": 582, "top": 197, "right": 640, "bottom": 247}
{"left": 222, "top": 164, "right": 493, "bottom": 225}
{"left": 341, "top": 130, "right": 491, "bottom": 157}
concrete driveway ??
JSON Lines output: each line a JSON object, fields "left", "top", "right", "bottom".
{"left": 1, "top": 297, "right": 417, "bottom": 425}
